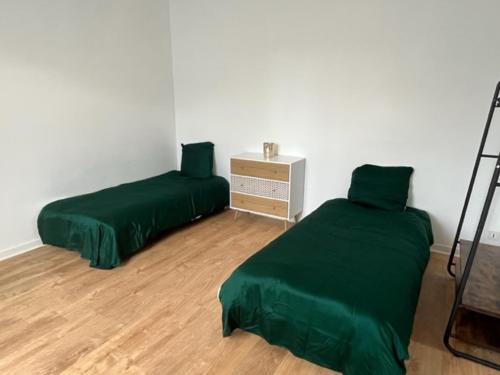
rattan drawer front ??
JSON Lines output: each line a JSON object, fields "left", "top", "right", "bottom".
{"left": 231, "top": 193, "right": 288, "bottom": 218}
{"left": 231, "top": 159, "right": 289, "bottom": 182}
{"left": 231, "top": 175, "right": 289, "bottom": 200}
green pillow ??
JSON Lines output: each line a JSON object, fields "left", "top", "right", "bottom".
{"left": 348, "top": 164, "right": 413, "bottom": 211}
{"left": 180, "top": 142, "right": 214, "bottom": 178}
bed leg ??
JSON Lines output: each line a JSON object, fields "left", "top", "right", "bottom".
{"left": 284, "top": 220, "right": 289, "bottom": 230}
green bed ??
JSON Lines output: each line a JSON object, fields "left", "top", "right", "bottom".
{"left": 219, "top": 198, "right": 433, "bottom": 375}
{"left": 38, "top": 171, "right": 229, "bottom": 269}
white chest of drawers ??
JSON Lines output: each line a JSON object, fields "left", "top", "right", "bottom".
{"left": 230, "top": 153, "right": 306, "bottom": 228}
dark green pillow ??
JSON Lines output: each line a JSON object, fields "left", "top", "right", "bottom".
{"left": 180, "top": 142, "right": 214, "bottom": 178}
{"left": 348, "top": 164, "right": 413, "bottom": 211}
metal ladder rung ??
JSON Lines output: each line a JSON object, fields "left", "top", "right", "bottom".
{"left": 481, "top": 154, "right": 498, "bottom": 158}
{"left": 496, "top": 98, "right": 500, "bottom": 107}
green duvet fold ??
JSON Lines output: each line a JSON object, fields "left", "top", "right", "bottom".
{"left": 38, "top": 171, "right": 229, "bottom": 269}
{"left": 219, "top": 198, "right": 432, "bottom": 375}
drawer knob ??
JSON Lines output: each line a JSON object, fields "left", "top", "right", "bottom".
{"left": 272, "top": 189, "right": 276, "bottom": 192}
{"left": 240, "top": 184, "right": 244, "bottom": 187}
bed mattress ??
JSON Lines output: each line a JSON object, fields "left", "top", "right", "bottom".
{"left": 219, "top": 198, "right": 433, "bottom": 375}
{"left": 38, "top": 171, "right": 229, "bottom": 269}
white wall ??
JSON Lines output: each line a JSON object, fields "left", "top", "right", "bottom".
{"left": 0, "top": 0, "right": 176, "bottom": 256}
{"left": 170, "top": 0, "right": 500, "bottom": 248}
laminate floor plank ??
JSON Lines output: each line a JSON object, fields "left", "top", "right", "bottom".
{"left": 0, "top": 210, "right": 497, "bottom": 375}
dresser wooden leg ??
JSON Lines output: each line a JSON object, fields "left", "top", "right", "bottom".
{"left": 234, "top": 210, "right": 240, "bottom": 221}
{"left": 284, "top": 220, "right": 288, "bottom": 230}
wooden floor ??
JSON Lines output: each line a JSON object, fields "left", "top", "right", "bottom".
{"left": 0, "top": 210, "right": 498, "bottom": 375}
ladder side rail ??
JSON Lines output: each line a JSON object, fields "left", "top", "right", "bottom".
{"left": 443, "top": 154, "right": 500, "bottom": 370}
{"left": 447, "top": 81, "right": 500, "bottom": 277}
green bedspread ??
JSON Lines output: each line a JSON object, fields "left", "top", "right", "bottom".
{"left": 219, "top": 198, "right": 433, "bottom": 375}
{"left": 38, "top": 171, "right": 229, "bottom": 269}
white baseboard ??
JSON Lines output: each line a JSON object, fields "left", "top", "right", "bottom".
{"left": 0, "top": 239, "right": 43, "bottom": 261}
{"left": 431, "top": 243, "right": 453, "bottom": 256}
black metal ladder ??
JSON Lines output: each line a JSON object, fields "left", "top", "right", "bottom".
{"left": 444, "top": 81, "right": 500, "bottom": 370}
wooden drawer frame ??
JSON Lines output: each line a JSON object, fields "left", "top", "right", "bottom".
{"left": 231, "top": 159, "right": 289, "bottom": 182}
{"left": 229, "top": 153, "right": 305, "bottom": 230}
{"left": 231, "top": 192, "right": 288, "bottom": 219}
